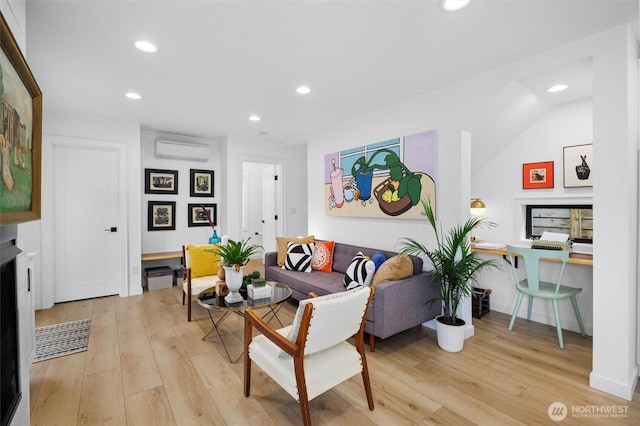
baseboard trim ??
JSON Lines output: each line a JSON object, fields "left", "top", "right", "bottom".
{"left": 589, "top": 365, "right": 639, "bottom": 401}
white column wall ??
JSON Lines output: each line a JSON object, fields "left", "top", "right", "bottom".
{"left": 589, "top": 24, "right": 639, "bottom": 401}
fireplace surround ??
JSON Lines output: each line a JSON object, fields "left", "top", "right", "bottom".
{"left": 0, "top": 224, "right": 21, "bottom": 426}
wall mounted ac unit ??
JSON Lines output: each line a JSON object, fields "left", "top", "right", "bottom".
{"left": 155, "top": 139, "right": 210, "bottom": 162}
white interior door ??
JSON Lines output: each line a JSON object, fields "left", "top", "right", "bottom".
{"left": 53, "top": 142, "right": 122, "bottom": 302}
{"left": 262, "top": 164, "right": 276, "bottom": 253}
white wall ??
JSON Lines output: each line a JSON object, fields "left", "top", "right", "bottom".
{"left": 307, "top": 110, "right": 472, "bottom": 253}
{"left": 223, "top": 135, "right": 308, "bottom": 246}
{"left": 0, "top": 0, "right": 25, "bottom": 53}
{"left": 40, "top": 109, "right": 141, "bottom": 303}
{"left": 307, "top": 23, "right": 639, "bottom": 400}
{"left": 140, "top": 129, "right": 221, "bottom": 253}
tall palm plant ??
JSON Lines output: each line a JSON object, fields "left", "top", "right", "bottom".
{"left": 400, "top": 197, "right": 498, "bottom": 325}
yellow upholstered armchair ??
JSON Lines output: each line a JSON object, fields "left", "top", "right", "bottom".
{"left": 243, "top": 286, "right": 374, "bottom": 426}
{"left": 181, "top": 244, "right": 221, "bottom": 321}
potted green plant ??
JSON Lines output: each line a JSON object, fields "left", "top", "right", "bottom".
{"left": 400, "top": 197, "right": 497, "bottom": 352}
{"left": 211, "top": 238, "right": 263, "bottom": 303}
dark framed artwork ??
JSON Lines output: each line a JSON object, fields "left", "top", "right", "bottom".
{"left": 522, "top": 161, "right": 554, "bottom": 189}
{"left": 188, "top": 203, "right": 217, "bottom": 227}
{"left": 145, "top": 168, "right": 178, "bottom": 194}
{"left": 190, "top": 169, "right": 214, "bottom": 197}
{"left": 148, "top": 201, "right": 176, "bottom": 231}
{"left": 563, "top": 143, "right": 593, "bottom": 187}
{"left": 0, "top": 13, "right": 43, "bottom": 225}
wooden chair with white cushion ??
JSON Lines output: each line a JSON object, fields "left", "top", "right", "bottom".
{"left": 243, "top": 286, "right": 374, "bottom": 426}
{"left": 181, "top": 244, "right": 220, "bottom": 321}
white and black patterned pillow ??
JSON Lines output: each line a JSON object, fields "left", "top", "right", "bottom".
{"left": 343, "top": 252, "right": 375, "bottom": 290}
{"left": 283, "top": 242, "right": 315, "bottom": 272}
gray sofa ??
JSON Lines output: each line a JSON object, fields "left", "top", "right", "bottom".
{"left": 265, "top": 241, "right": 440, "bottom": 351}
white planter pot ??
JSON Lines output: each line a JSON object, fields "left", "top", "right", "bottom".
{"left": 435, "top": 316, "right": 466, "bottom": 353}
{"left": 223, "top": 265, "right": 245, "bottom": 304}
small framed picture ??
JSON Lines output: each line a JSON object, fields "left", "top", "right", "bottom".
{"left": 563, "top": 144, "right": 593, "bottom": 187}
{"left": 145, "top": 169, "right": 178, "bottom": 194}
{"left": 190, "top": 169, "right": 214, "bottom": 197}
{"left": 148, "top": 201, "right": 176, "bottom": 231}
{"left": 188, "top": 203, "right": 217, "bottom": 227}
{"left": 523, "top": 161, "right": 554, "bottom": 189}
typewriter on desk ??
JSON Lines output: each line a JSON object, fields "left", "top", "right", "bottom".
{"left": 530, "top": 232, "right": 571, "bottom": 251}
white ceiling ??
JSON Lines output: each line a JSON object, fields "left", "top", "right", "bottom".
{"left": 24, "top": 1, "right": 638, "bottom": 145}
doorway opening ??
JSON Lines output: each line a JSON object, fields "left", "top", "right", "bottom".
{"left": 241, "top": 161, "right": 284, "bottom": 256}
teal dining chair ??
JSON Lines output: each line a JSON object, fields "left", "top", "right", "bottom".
{"left": 506, "top": 245, "right": 585, "bottom": 348}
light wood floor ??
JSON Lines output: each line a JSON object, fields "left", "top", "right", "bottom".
{"left": 31, "top": 264, "right": 639, "bottom": 425}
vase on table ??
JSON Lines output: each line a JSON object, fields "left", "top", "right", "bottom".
{"left": 223, "top": 265, "right": 245, "bottom": 304}
{"left": 209, "top": 229, "right": 222, "bottom": 245}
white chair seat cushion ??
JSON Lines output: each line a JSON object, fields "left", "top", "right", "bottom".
{"left": 183, "top": 275, "right": 219, "bottom": 296}
{"left": 249, "top": 325, "right": 363, "bottom": 401}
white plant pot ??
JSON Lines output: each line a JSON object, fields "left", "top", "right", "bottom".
{"left": 435, "top": 315, "right": 466, "bottom": 353}
{"left": 223, "top": 265, "right": 245, "bottom": 304}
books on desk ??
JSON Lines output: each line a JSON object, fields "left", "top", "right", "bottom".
{"left": 474, "top": 242, "right": 506, "bottom": 250}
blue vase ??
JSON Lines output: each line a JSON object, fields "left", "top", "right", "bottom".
{"left": 209, "top": 230, "right": 221, "bottom": 244}
{"left": 355, "top": 168, "right": 373, "bottom": 201}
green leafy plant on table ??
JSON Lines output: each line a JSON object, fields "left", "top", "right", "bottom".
{"left": 211, "top": 238, "right": 263, "bottom": 272}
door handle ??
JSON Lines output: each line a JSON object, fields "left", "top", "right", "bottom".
{"left": 105, "top": 227, "right": 118, "bottom": 232}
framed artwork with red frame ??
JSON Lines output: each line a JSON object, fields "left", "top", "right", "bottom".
{"left": 522, "top": 161, "right": 554, "bottom": 189}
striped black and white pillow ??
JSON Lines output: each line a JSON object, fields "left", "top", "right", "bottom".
{"left": 283, "top": 242, "right": 315, "bottom": 272}
{"left": 343, "top": 252, "right": 375, "bottom": 290}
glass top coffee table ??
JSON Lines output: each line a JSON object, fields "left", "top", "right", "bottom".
{"left": 196, "top": 281, "right": 292, "bottom": 363}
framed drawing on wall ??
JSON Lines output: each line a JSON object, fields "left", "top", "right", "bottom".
{"left": 148, "top": 201, "right": 176, "bottom": 231}
{"left": 522, "top": 161, "right": 554, "bottom": 189}
{"left": 190, "top": 169, "right": 214, "bottom": 197}
{"left": 145, "top": 168, "right": 178, "bottom": 194}
{"left": 563, "top": 143, "right": 593, "bottom": 187}
{"left": 0, "top": 13, "right": 43, "bottom": 225}
{"left": 187, "top": 203, "right": 217, "bottom": 227}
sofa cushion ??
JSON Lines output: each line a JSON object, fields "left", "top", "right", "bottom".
{"left": 311, "top": 240, "right": 335, "bottom": 272}
{"left": 266, "top": 266, "right": 344, "bottom": 299}
{"left": 185, "top": 244, "right": 220, "bottom": 278}
{"left": 343, "top": 252, "right": 375, "bottom": 290}
{"left": 330, "top": 242, "right": 422, "bottom": 274}
{"left": 371, "top": 251, "right": 387, "bottom": 271}
{"left": 276, "top": 235, "right": 315, "bottom": 266}
{"left": 371, "top": 254, "right": 414, "bottom": 287}
{"left": 283, "top": 242, "right": 315, "bottom": 272}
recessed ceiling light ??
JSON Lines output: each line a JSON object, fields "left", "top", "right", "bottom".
{"left": 296, "top": 86, "right": 311, "bottom": 95}
{"left": 249, "top": 115, "right": 261, "bottom": 122}
{"left": 547, "top": 84, "right": 568, "bottom": 93}
{"left": 134, "top": 41, "right": 157, "bottom": 53}
{"left": 125, "top": 92, "right": 142, "bottom": 100}
{"left": 440, "top": 0, "right": 471, "bottom": 12}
